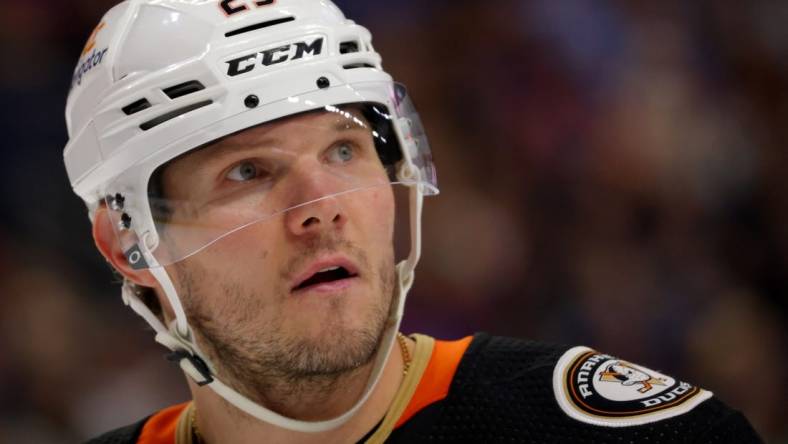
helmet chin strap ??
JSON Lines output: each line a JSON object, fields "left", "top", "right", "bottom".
{"left": 120, "top": 185, "right": 424, "bottom": 433}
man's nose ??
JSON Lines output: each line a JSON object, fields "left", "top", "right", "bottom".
{"left": 284, "top": 195, "right": 346, "bottom": 236}
{"left": 283, "top": 167, "right": 348, "bottom": 236}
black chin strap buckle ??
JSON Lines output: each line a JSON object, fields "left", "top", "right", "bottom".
{"left": 166, "top": 350, "right": 214, "bottom": 386}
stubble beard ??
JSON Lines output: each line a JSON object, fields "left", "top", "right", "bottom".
{"left": 175, "top": 235, "right": 398, "bottom": 414}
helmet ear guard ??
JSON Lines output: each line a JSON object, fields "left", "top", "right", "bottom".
{"left": 65, "top": 0, "right": 437, "bottom": 433}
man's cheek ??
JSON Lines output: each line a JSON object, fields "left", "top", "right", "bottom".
{"left": 367, "top": 192, "right": 396, "bottom": 233}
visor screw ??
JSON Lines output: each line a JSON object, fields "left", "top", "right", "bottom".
{"left": 110, "top": 193, "right": 125, "bottom": 211}
{"left": 244, "top": 94, "right": 259, "bottom": 109}
{"left": 119, "top": 213, "right": 132, "bottom": 230}
{"left": 316, "top": 76, "right": 330, "bottom": 89}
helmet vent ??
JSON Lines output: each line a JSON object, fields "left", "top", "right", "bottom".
{"left": 340, "top": 41, "right": 360, "bottom": 54}
{"left": 140, "top": 100, "right": 213, "bottom": 131}
{"left": 163, "top": 81, "right": 205, "bottom": 100}
{"left": 225, "top": 16, "right": 296, "bottom": 38}
{"left": 343, "top": 63, "right": 376, "bottom": 70}
{"left": 122, "top": 98, "right": 152, "bottom": 116}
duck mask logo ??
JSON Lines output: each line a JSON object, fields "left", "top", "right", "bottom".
{"left": 553, "top": 347, "right": 713, "bottom": 427}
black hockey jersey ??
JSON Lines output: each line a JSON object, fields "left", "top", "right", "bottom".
{"left": 86, "top": 333, "right": 763, "bottom": 443}
{"left": 385, "top": 334, "right": 762, "bottom": 443}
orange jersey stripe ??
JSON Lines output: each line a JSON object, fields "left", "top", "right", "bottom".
{"left": 394, "top": 335, "right": 473, "bottom": 429}
{"left": 135, "top": 335, "right": 472, "bottom": 441}
{"left": 137, "top": 402, "right": 189, "bottom": 444}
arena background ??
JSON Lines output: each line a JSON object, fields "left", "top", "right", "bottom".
{"left": 1, "top": 1, "right": 786, "bottom": 442}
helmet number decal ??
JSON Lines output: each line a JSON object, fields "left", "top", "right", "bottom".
{"left": 219, "top": 0, "right": 275, "bottom": 16}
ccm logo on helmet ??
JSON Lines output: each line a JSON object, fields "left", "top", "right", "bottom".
{"left": 225, "top": 37, "right": 324, "bottom": 77}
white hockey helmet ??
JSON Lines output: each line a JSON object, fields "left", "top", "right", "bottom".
{"left": 63, "top": 0, "right": 437, "bottom": 433}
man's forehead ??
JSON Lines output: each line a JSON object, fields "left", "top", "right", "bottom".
{"left": 161, "top": 105, "right": 375, "bottom": 172}
{"left": 215, "top": 106, "right": 371, "bottom": 150}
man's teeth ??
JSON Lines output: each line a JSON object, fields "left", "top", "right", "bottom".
{"left": 318, "top": 266, "right": 341, "bottom": 273}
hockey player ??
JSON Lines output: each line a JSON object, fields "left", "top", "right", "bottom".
{"left": 63, "top": 1, "right": 763, "bottom": 442}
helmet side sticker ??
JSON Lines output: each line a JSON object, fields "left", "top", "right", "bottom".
{"left": 224, "top": 36, "right": 324, "bottom": 77}
{"left": 219, "top": 0, "right": 275, "bottom": 17}
{"left": 552, "top": 346, "right": 713, "bottom": 427}
{"left": 81, "top": 22, "right": 105, "bottom": 57}
{"left": 71, "top": 21, "right": 109, "bottom": 89}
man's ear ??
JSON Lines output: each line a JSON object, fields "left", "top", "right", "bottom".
{"left": 93, "top": 206, "right": 159, "bottom": 288}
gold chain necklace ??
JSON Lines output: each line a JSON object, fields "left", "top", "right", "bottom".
{"left": 190, "top": 332, "right": 412, "bottom": 443}
{"left": 189, "top": 403, "right": 203, "bottom": 444}
{"left": 396, "top": 332, "right": 411, "bottom": 376}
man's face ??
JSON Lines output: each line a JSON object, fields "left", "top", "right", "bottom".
{"left": 157, "top": 107, "right": 397, "bottom": 398}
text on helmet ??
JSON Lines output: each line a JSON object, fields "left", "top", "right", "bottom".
{"left": 225, "top": 37, "right": 324, "bottom": 77}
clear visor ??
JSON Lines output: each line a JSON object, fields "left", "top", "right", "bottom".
{"left": 105, "top": 83, "right": 437, "bottom": 268}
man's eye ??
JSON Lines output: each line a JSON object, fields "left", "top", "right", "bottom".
{"left": 226, "top": 161, "right": 259, "bottom": 182}
{"left": 328, "top": 142, "right": 355, "bottom": 163}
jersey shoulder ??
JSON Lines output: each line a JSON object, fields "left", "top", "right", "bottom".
{"left": 389, "top": 333, "right": 763, "bottom": 443}
{"left": 82, "top": 417, "right": 148, "bottom": 444}
{"left": 82, "top": 402, "right": 187, "bottom": 444}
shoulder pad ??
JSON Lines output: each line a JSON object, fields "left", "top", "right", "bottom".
{"left": 553, "top": 346, "right": 712, "bottom": 427}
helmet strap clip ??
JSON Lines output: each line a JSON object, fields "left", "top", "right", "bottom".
{"left": 167, "top": 349, "right": 214, "bottom": 386}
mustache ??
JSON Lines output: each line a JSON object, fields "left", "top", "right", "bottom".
{"left": 279, "top": 234, "right": 371, "bottom": 282}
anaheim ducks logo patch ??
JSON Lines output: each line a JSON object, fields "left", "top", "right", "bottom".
{"left": 553, "top": 346, "right": 713, "bottom": 427}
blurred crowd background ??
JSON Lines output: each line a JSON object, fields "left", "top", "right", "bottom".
{"left": 1, "top": 0, "right": 786, "bottom": 442}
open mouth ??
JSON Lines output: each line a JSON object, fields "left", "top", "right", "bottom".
{"left": 293, "top": 266, "right": 358, "bottom": 291}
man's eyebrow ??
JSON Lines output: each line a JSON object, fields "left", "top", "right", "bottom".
{"left": 189, "top": 136, "right": 281, "bottom": 168}
{"left": 211, "top": 136, "right": 280, "bottom": 153}
{"left": 331, "top": 113, "right": 371, "bottom": 133}
{"left": 192, "top": 118, "right": 371, "bottom": 163}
